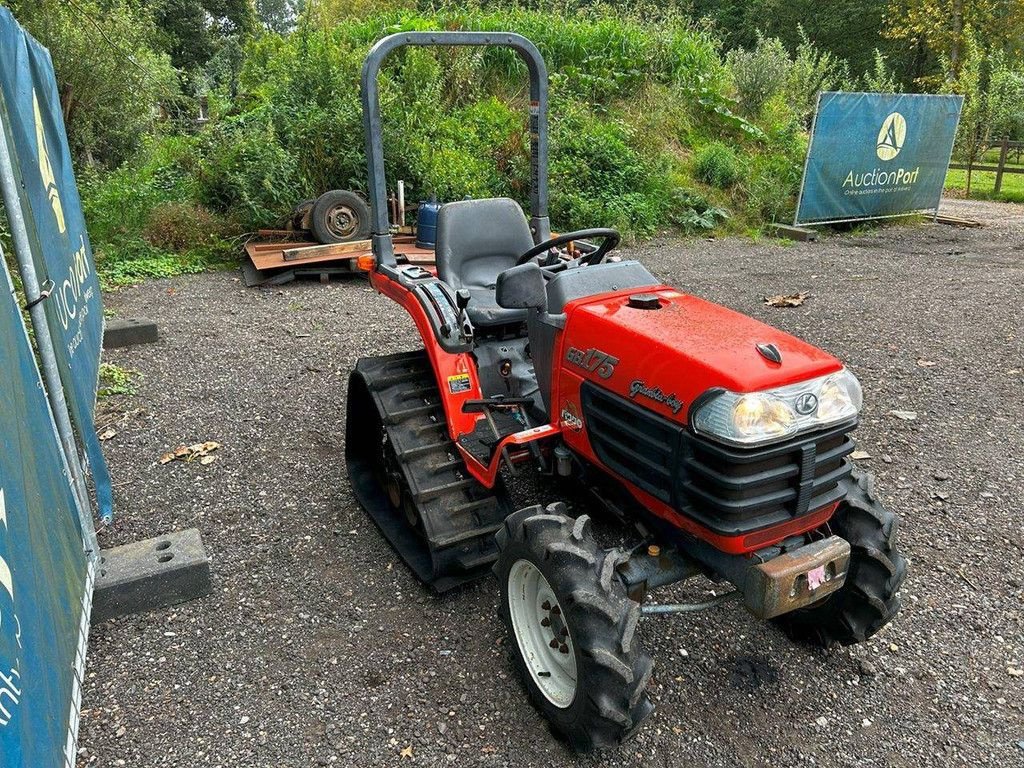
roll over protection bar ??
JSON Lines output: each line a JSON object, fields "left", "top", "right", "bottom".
{"left": 360, "top": 31, "right": 551, "bottom": 268}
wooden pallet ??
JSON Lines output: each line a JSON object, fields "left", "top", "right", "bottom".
{"left": 243, "top": 234, "right": 436, "bottom": 286}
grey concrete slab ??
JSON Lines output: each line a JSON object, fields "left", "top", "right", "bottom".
{"left": 92, "top": 528, "right": 211, "bottom": 624}
{"left": 102, "top": 318, "right": 159, "bottom": 349}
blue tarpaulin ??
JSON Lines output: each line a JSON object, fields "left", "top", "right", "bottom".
{"left": 0, "top": 255, "right": 92, "bottom": 767}
{"left": 795, "top": 92, "right": 963, "bottom": 225}
{"left": 0, "top": 5, "right": 112, "bottom": 522}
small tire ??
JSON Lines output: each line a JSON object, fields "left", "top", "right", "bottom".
{"left": 310, "top": 190, "right": 370, "bottom": 244}
{"left": 775, "top": 467, "right": 908, "bottom": 646}
{"left": 494, "top": 504, "right": 654, "bottom": 752}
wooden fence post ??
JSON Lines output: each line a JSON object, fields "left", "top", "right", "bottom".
{"left": 994, "top": 137, "right": 1010, "bottom": 194}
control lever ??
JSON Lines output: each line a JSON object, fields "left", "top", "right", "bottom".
{"left": 455, "top": 288, "right": 474, "bottom": 344}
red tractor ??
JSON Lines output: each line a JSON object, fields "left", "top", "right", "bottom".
{"left": 347, "top": 32, "right": 907, "bottom": 751}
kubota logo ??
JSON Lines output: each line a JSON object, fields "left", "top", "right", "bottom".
{"left": 876, "top": 112, "right": 906, "bottom": 161}
{"left": 33, "top": 89, "right": 65, "bottom": 233}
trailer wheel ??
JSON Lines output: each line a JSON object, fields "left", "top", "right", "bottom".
{"left": 494, "top": 504, "right": 654, "bottom": 752}
{"left": 310, "top": 190, "right": 371, "bottom": 244}
{"left": 775, "top": 467, "right": 908, "bottom": 646}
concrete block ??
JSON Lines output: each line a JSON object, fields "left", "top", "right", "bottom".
{"left": 92, "top": 528, "right": 211, "bottom": 624}
{"left": 103, "top": 318, "right": 159, "bottom": 349}
{"left": 769, "top": 223, "right": 819, "bottom": 242}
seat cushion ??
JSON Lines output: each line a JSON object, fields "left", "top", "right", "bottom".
{"left": 436, "top": 198, "right": 535, "bottom": 327}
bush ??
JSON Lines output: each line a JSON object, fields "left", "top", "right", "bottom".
{"left": 196, "top": 117, "right": 300, "bottom": 228}
{"left": 694, "top": 142, "right": 742, "bottom": 188}
{"left": 726, "top": 34, "right": 792, "bottom": 117}
{"left": 143, "top": 202, "right": 226, "bottom": 252}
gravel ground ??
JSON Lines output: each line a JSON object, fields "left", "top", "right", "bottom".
{"left": 80, "top": 198, "right": 1024, "bottom": 768}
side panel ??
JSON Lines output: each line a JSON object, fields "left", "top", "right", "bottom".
{"left": 370, "top": 271, "right": 481, "bottom": 439}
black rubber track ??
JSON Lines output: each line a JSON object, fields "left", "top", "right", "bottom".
{"left": 775, "top": 467, "right": 908, "bottom": 646}
{"left": 346, "top": 350, "right": 512, "bottom": 592}
{"left": 494, "top": 504, "right": 655, "bottom": 752}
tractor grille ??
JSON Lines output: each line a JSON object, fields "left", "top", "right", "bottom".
{"left": 580, "top": 383, "right": 856, "bottom": 537}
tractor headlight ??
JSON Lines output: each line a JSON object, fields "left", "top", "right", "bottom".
{"left": 691, "top": 368, "right": 862, "bottom": 447}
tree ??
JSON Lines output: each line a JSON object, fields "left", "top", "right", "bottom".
{"left": 5, "top": 0, "right": 178, "bottom": 167}
{"left": 943, "top": 28, "right": 1024, "bottom": 194}
{"left": 150, "top": 0, "right": 256, "bottom": 71}
{"left": 886, "top": 0, "right": 1024, "bottom": 82}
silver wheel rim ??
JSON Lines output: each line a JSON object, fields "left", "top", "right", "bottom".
{"left": 507, "top": 559, "right": 577, "bottom": 708}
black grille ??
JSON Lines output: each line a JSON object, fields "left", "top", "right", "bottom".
{"left": 580, "top": 383, "right": 856, "bottom": 537}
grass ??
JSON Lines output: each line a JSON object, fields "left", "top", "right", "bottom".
{"left": 98, "top": 362, "right": 140, "bottom": 398}
{"left": 945, "top": 167, "right": 1024, "bottom": 204}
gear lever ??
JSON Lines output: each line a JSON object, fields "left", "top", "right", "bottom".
{"left": 455, "top": 288, "right": 474, "bottom": 344}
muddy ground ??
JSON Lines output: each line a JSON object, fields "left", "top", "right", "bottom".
{"left": 80, "top": 198, "right": 1024, "bottom": 767}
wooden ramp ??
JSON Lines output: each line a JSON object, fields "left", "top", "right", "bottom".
{"left": 242, "top": 235, "right": 436, "bottom": 286}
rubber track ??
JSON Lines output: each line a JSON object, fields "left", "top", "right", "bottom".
{"left": 347, "top": 350, "right": 511, "bottom": 592}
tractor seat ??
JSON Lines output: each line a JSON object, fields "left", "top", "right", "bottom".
{"left": 435, "top": 198, "right": 534, "bottom": 328}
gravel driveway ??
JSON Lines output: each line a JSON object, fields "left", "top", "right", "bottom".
{"left": 80, "top": 199, "right": 1024, "bottom": 767}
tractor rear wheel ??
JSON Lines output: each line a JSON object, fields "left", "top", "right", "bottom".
{"left": 775, "top": 467, "right": 907, "bottom": 646}
{"left": 494, "top": 505, "right": 654, "bottom": 752}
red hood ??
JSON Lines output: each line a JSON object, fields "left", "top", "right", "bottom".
{"left": 562, "top": 288, "right": 842, "bottom": 422}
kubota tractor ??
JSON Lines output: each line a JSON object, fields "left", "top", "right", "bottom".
{"left": 346, "top": 32, "right": 907, "bottom": 751}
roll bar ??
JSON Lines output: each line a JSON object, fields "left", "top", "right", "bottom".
{"left": 361, "top": 31, "right": 551, "bottom": 267}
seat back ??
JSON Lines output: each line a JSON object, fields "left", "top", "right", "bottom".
{"left": 436, "top": 198, "right": 535, "bottom": 292}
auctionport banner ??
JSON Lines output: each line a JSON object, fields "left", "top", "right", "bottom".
{"left": 0, "top": 6, "right": 113, "bottom": 522}
{"left": 795, "top": 92, "right": 963, "bottom": 225}
{"left": 0, "top": 255, "right": 93, "bottom": 768}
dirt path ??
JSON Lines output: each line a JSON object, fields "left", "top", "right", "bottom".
{"left": 81, "top": 200, "right": 1024, "bottom": 767}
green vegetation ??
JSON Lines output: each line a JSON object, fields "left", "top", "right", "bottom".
{"left": 97, "top": 363, "right": 140, "bottom": 398}
{"left": 2, "top": 0, "right": 1021, "bottom": 285}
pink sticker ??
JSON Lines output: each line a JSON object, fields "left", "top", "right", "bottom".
{"left": 807, "top": 565, "right": 827, "bottom": 591}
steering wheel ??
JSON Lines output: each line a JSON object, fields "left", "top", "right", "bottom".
{"left": 515, "top": 228, "right": 621, "bottom": 267}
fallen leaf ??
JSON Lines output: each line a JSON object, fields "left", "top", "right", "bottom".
{"left": 159, "top": 441, "right": 222, "bottom": 465}
{"left": 400, "top": 745, "right": 414, "bottom": 759}
{"left": 889, "top": 410, "right": 918, "bottom": 421}
{"left": 1008, "top": 667, "right": 1024, "bottom": 677}
{"left": 99, "top": 427, "right": 118, "bottom": 441}
{"left": 850, "top": 450, "right": 872, "bottom": 460}
{"left": 916, "top": 359, "right": 937, "bottom": 368}
{"left": 764, "top": 291, "right": 809, "bottom": 308}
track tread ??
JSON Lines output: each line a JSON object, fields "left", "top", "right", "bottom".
{"left": 346, "top": 351, "right": 511, "bottom": 591}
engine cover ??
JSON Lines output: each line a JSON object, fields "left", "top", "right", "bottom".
{"left": 553, "top": 287, "right": 853, "bottom": 553}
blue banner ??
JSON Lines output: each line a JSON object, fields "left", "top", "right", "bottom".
{"left": 0, "top": 6, "right": 112, "bottom": 522}
{"left": 795, "top": 92, "right": 963, "bottom": 225}
{"left": 0, "top": 256, "right": 92, "bottom": 768}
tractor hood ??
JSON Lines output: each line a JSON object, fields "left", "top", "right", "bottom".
{"left": 560, "top": 288, "right": 843, "bottom": 424}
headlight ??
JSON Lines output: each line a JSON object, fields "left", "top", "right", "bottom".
{"left": 691, "top": 368, "right": 862, "bottom": 447}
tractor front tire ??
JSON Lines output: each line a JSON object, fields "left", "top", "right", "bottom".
{"left": 494, "top": 504, "right": 654, "bottom": 752}
{"left": 776, "top": 467, "right": 908, "bottom": 646}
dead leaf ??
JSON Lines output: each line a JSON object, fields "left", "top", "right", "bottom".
{"left": 99, "top": 427, "right": 118, "bottom": 441}
{"left": 400, "top": 745, "right": 414, "bottom": 759}
{"left": 159, "top": 441, "right": 221, "bottom": 465}
{"left": 851, "top": 450, "right": 872, "bottom": 461}
{"left": 764, "top": 291, "right": 809, "bottom": 308}
{"left": 916, "top": 359, "right": 937, "bottom": 368}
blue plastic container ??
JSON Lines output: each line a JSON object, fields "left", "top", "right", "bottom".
{"left": 416, "top": 200, "right": 441, "bottom": 249}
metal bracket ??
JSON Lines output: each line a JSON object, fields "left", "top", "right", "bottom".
{"left": 23, "top": 278, "right": 53, "bottom": 310}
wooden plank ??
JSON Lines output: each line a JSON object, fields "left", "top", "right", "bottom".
{"left": 283, "top": 239, "right": 372, "bottom": 262}
{"left": 244, "top": 239, "right": 435, "bottom": 272}
{"left": 935, "top": 214, "right": 983, "bottom": 228}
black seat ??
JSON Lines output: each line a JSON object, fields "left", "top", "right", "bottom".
{"left": 435, "top": 198, "right": 534, "bottom": 328}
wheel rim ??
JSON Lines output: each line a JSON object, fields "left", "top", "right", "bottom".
{"left": 326, "top": 204, "right": 359, "bottom": 239}
{"left": 507, "top": 559, "right": 577, "bottom": 709}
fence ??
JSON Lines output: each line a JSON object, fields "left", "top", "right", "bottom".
{"left": 948, "top": 137, "right": 1024, "bottom": 194}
